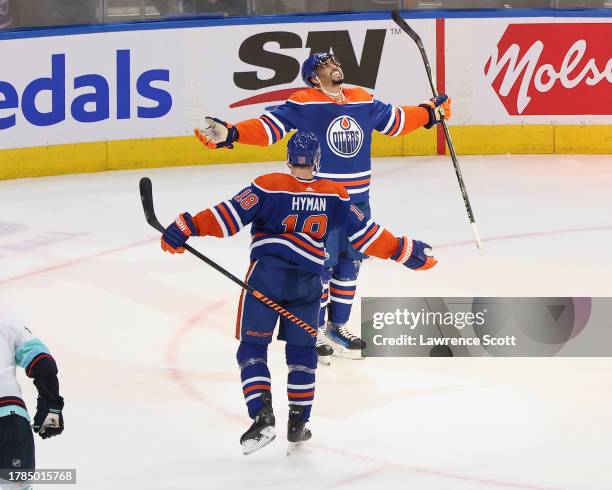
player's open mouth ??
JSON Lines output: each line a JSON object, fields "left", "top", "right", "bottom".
{"left": 331, "top": 69, "right": 342, "bottom": 78}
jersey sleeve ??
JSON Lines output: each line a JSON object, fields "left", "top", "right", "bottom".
{"left": 192, "top": 184, "right": 264, "bottom": 238}
{"left": 335, "top": 200, "right": 401, "bottom": 260}
{"left": 234, "top": 103, "right": 299, "bottom": 146}
{"left": 372, "top": 99, "right": 430, "bottom": 137}
{"left": 11, "top": 321, "right": 52, "bottom": 374}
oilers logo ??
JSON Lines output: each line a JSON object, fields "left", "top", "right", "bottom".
{"left": 326, "top": 116, "right": 364, "bottom": 158}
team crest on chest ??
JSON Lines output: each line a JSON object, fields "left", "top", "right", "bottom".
{"left": 326, "top": 116, "right": 363, "bottom": 158}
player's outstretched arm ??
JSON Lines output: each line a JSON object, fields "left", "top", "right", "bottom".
{"left": 161, "top": 185, "right": 264, "bottom": 253}
{"left": 194, "top": 102, "right": 299, "bottom": 149}
{"left": 373, "top": 94, "right": 452, "bottom": 137}
{"left": 340, "top": 201, "right": 437, "bottom": 270}
{"left": 14, "top": 324, "right": 65, "bottom": 439}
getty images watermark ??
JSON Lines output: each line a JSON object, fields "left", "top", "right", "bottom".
{"left": 361, "top": 298, "right": 612, "bottom": 357}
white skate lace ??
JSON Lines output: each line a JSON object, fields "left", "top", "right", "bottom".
{"left": 337, "top": 325, "right": 359, "bottom": 341}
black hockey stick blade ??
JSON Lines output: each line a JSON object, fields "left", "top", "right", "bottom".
{"left": 139, "top": 177, "right": 164, "bottom": 233}
{"left": 391, "top": 10, "right": 424, "bottom": 49}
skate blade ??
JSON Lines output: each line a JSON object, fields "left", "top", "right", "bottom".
{"left": 331, "top": 348, "right": 365, "bottom": 360}
{"left": 287, "top": 441, "right": 308, "bottom": 455}
{"left": 242, "top": 427, "right": 276, "bottom": 455}
{"left": 317, "top": 355, "right": 332, "bottom": 366}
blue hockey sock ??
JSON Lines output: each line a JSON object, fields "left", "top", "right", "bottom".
{"left": 285, "top": 343, "right": 317, "bottom": 421}
{"left": 329, "top": 259, "right": 360, "bottom": 325}
{"left": 236, "top": 342, "right": 271, "bottom": 419}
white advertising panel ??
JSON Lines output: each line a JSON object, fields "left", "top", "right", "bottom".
{"left": 446, "top": 16, "right": 612, "bottom": 125}
{"left": 0, "top": 18, "right": 434, "bottom": 150}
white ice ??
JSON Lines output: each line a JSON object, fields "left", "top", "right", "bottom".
{"left": 1, "top": 155, "right": 611, "bottom": 490}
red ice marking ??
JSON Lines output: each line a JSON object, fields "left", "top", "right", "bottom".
{"left": 0, "top": 237, "right": 157, "bottom": 286}
{"left": 314, "top": 443, "right": 562, "bottom": 490}
{"left": 164, "top": 297, "right": 243, "bottom": 423}
{"left": 435, "top": 224, "right": 612, "bottom": 249}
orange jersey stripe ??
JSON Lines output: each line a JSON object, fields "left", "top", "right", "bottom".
{"left": 235, "top": 261, "right": 257, "bottom": 340}
{"left": 255, "top": 232, "right": 325, "bottom": 257}
{"left": 354, "top": 225, "right": 379, "bottom": 249}
{"left": 217, "top": 203, "right": 237, "bottom": 235}
{"left": 289, "top": 87, "right": 373, "bottom": 104}
{"left": 342, "top": 178, "right": 371, "bottom": 187}
{"left": 254, "top": 173, "right": 349, "bottom": 198}
{"left": 281, "top": 234, "right": 325, "bottom": 257}
{"left": 390, "top": 108, "right": 401, "bottom": 135}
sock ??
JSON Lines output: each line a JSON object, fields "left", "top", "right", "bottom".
{"left": 237, "top": 341, "right": 271, "bottom": 419}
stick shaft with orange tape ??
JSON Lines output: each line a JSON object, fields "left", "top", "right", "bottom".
{"left": 139, "top": 177, "right": 317, "bottom": 338}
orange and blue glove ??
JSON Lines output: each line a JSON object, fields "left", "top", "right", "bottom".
{"left": 392, "top": 236, "right": 438, "bottom": 271}
{"left": 161, "top": 213, "right": 197, "bottom": 254}
{"left": 419, "top": 94, "right": 452, "bottom": 129}
{"left": 194, "top": 117, "right": 239, "bottom": 149}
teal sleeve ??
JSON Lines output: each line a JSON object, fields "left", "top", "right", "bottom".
{"left": 15, "top": 338, "right": 50, "bottom": 369}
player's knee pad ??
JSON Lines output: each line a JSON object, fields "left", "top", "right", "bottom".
{"left": 333, "top": 258, "right": 361, "bottom": 281}
{"left": 285, "top": 343, "right": 317, "bottom": 370}
{"left": 236, "top": 341, "right": 268, "bottom": 368}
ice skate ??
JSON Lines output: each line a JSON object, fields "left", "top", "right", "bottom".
{"left": 316, "top": 326, "right": 333, "bottom": 365}
{"left": 240, "top": 391, "right": 276, "bottom": 455}
{"left": 326, "top": 322, "right": 366, "bottom": 360}
{"left": 287, "top": 405, "right": 311, "bottom": 455}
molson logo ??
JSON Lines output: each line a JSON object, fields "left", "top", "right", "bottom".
{"left": 484, "top": 23, "right": 612, "bottom": 115}
{"left": 326, "top": 116, "right": 363, "bottom": 158}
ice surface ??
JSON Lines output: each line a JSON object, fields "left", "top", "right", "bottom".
{"left": 1, "top": 155, "right": 611, "bottom": 489}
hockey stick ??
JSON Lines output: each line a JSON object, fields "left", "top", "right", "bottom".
{"left": 139, "top": 177, "right": 317, "bottom": 338}
{"left": 391, "top": 10, "right": 483, "bottom": 249}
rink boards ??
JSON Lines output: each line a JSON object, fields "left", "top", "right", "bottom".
{"left": 0, "top": 10, "right": 611, "bottom": 179}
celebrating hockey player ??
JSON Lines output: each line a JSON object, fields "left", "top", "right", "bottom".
{"left": 0, "top": 316, "right": 65, "bottom": 486}
{"left": 161, "top": 131, "right": 437, "bottom": 455}
{"left": 194, "top": 52, "right": 451, "bottom": 360}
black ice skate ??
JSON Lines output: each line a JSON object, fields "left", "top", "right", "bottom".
{"left": 326, "top": 322, "right": 366, "bottom": 359}
{"left": 287, "top": 405, "right": 311, "bottom": 455}
{"left": 316, "top": 327, "right": 333, "bottom": 365}
{"left": 240, "top": 391, "right": 276, "bottom": 455}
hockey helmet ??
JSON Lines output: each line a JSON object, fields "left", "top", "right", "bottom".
{"left": 301, "top": 52, "right": 342, "bottom": 88}
{"left": 287, "top": 131, "right": 321, "bottom": 172}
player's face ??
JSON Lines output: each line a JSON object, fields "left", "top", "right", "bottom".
{"left": 315, "top": 58, "right": 344, "bottom": 86}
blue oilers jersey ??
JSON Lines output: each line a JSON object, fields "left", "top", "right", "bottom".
{"left": 235, "top": 87, "right": 428, "bottom": 203}
{"left": 191, "top": 173, "right": 401, "bottom": 273}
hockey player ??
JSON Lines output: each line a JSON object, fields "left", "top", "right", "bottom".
{"left": 194, "top": 52, "right": 451, "bottom": 359}
{"left": 0, "top": 316, "right": 64, "bottom": 487}
{"left": 161, "top": 131, "right": 437, "bottom": 454}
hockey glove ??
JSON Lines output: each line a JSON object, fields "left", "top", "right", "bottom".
{"left": 33, "top": 397, "right": 64, "bottom": 439}
{"left": 194, "top": 117, "right": 239, "bottom": 149}
{"left": 419, "top": 94, "right": 452, "bottom": 129}
{"left": 392, "top": 237, "right": 438, "bottom": 270}
{"left": 161, "top": 213, "right": 197, "bottom": 254}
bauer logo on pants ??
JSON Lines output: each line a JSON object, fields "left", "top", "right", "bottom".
{"left": 326, "top": 116, "right": 363, "bottom": 158}
{"left": 485, "top": 23, "right": 612, "bottom": 116}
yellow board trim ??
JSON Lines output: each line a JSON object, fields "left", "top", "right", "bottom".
{"left": 0, "top": 125, "right": 610, "bottom": 180}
